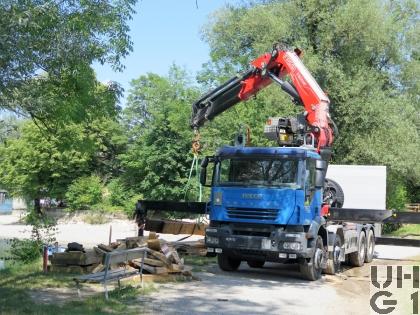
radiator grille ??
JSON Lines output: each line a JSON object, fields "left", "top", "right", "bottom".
{"left": 226, "top": 207, "right": 279, "bottom": 221}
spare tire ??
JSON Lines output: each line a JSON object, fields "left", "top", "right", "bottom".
{"left": 323, "top": 178, "right": 344, "bottom": 208}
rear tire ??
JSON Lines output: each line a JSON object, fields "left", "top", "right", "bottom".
{"left": 218, "top": 253, "right": 241, "bottom": 271}
{"left": 300, "top": 236, "right": 324, "bottom": 281}
{"left": 324, "top": 178, "right": 345, "bottom": 208}
{"left": 325, "top": 236, "right": 342, "bottom": 275}
{"left": 349, "top": 231, "right": 366, "bottom": 267}
{"left": 247, "top": 260, "right": 265, "bottom": 268}
{"left": 365, "top": 229, "right": 375, "bottom": 263}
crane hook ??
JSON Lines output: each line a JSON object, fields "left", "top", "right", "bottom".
{"left": 192, "top": 129, "right": 201, "bottom": 155}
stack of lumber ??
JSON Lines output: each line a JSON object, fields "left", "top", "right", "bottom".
{"left": 50, "top": 245, "right": 102, "bottom": 274}
{"left": 129, "top": 233, "right": 187, "bottom": 275}
{"left": 145, "top": 219, "right": 207, "bottom": 236}
{"left": 51, "top": 232, "right": 200, "bottom": 276}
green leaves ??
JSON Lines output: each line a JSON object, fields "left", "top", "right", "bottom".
{"left": 121, "top": 66, "right": 200, "bottom": 201}
{"left": 0, "top": 0, "right": 135, "bottom": 123}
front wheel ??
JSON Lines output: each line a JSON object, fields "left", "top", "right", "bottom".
{"left": 300, "top": 236, "right": 324, "bottom": 281}
{"left": 218, "top": 253, "right": 241, "bottom": 271}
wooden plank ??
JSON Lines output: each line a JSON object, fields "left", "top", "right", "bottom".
{"left": 50, "top": 250, "right": 101, "bottom": 266}
{"left": 148, "top": 232, "right": 158, "bottom": 240}
{"left": 168, "top": 264, "right": 183, "bottom": 273}
{"left": 193, "top": 223, "right": 206, "bottom": 236}
{"left": 142, "top": 258, "right": 165, "bottom": 267}
{"left": 147, "top": 239, "right": 161, "bottom": 251}
{"left": 162, "top": 221, "right": 183, "bottom": 235}
{"left": 179, "top": 222, "right": 195, "bottom": 235}
{"left": 148, "top": 249, "right": 171, "bottom": 266}
{"left": 106, "top": 248, "right": 146, "bottom": 265}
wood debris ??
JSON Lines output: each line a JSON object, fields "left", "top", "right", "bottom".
{"left": 50, "top": 232, "right": 192, "bottom": 276}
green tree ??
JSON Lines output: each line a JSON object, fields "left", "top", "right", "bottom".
{"left": 0, "top": 115, "right": 127, "bottom": 213}
{"left": 0, "top": 0, "right": 136, "bottom": 121}
{"left": 121, "top": 66, "right": 201, "bottom": 200}
{"left": 199, "top": 0, "right": 420, "bottom": 205}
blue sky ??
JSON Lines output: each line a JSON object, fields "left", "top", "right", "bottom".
{"left": 93, "top": 0, "right": 237, "bottom": 103}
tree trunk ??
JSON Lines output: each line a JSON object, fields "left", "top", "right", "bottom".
{"left": 34, "top": 198, "right": 42, "bottom": 215}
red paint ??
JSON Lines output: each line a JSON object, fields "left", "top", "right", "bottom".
{"left": 237, "top": 49, "right": 333, "bottom": 151}
{"left": 321, "top": 204, "right": 330, "bottom": 217}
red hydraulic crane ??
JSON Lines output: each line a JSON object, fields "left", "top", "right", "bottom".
{"left": 191, "top": 44, "right": 335, "bottom": 157}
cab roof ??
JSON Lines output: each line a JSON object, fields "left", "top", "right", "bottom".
{"left": 216, "top": 146, "right": 320, "bottom": 159}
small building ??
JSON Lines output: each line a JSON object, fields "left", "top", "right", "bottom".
{"left": 0, "top": 190, "right": 13, "bottom": 214}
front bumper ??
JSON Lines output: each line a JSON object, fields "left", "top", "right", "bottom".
{"left": 205, "top": 225, "right": 313, "bottom": 261}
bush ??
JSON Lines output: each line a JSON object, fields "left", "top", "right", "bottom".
{"left": 65, "top": 175, "right": 103, "bottom": 210}
{"left": 25, "top": 211, "right": 57, "bottom": 245}
{"left": 9, "top": 238, "right": 42, "bottom": 264}
{"left": 123, "top": 194, "right": 143, "bottom": 217}
{"left": 82, "top": 211, "right": 110, "bottom": 224}
{"left": 107, "top": 178, "right": 128, "bottom": 206}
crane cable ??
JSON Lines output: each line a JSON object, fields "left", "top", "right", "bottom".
{"left": 183, "top": 130, "right": 202, "bottom": 202}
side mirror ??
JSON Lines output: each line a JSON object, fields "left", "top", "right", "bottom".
{"left": 199, "top": 156, "right": 212, "bottom": 187}
{"left": 201, "top": 156, "right": 209, "bottom": 168}
{"left": 315, "top": 160, "right": 327, "bottom": 188}
{"left": 200, "top": 167, "right": 207, "bottom": 186}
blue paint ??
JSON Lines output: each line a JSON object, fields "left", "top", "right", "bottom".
{"left": 0, "top": 191, "right": 12, "bottom": 214}
{"left": 209, "top": 146, "right": 322, "bottom": 227}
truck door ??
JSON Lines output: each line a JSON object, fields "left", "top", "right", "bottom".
{"left": 304, "top": 159, "right": 319, "bottom": 220}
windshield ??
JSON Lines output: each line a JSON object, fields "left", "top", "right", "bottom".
{"left": 217, "top": 158, "right": 300, "bottom": 188}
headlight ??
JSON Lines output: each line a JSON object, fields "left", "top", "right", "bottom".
{"left": 283, "top": 242, "right": 302, "bottom": 251}
{"left": 206, "top": 236, "right": 219, "bottom": 245}
{"left": 214, "top": 192, "right": 222, "bottom": 205}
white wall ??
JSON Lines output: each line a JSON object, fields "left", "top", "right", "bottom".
{"left": 326, "top": 165, "right": 386, "bottom": 236}
{"left": 12, "top": 198, "right": 27, "bottom": 210}
{"left": 326, "top": 165, "right": 386, "bottom": 209}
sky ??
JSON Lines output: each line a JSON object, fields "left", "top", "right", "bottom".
{"left": 93, "top": 0, "right": 237, "bottom": 103}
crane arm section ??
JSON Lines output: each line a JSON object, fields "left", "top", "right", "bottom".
{"left": 191, "top": 46, "right": 334, "bottom": 151}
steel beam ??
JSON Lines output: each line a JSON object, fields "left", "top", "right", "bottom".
{"left": 136, "top": 200, "right": 207, "bottom": 214}
{"left": 376, "top": 237, "right": 420, "bottom": 247}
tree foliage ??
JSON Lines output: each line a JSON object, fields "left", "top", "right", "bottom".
{"left": 0, "top": 0, "right": 135, "bottom": 123}
{"left": 0, "top": 114, "right": 126, "bottom": 203}
{"left": 120, "top": 66, "right": 201, "bottom": 200}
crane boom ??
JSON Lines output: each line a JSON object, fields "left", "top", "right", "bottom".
{"left": 191, "top": 45, "right": 334, "bottom": 152}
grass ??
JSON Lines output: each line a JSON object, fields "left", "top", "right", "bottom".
{"left": 0, "top": 260, "right": 157, "bottom": 315}
{"left": 82, "top": 211, "right": 111, "bottom": 225}
{"left": 386, "top": 224, "right": 420, "bottom": 238}
{"left": 182, "top": 255, "right": 217, "bottom": 272}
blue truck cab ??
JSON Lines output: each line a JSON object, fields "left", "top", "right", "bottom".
{"left": 201, "top": 145, "right": 374, "bottom": 280}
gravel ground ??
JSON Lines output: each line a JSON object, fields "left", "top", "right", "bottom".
{"left": 1, "top": 212, "right": 419, "bottom": 315}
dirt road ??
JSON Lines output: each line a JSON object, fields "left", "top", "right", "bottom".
{"left": 1, "top": 212, "right": 419, "bottom": 315}
{"left": 138, "top": 254, "right": 419, "bottom": 315}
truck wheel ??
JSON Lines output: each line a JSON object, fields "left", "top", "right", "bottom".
{"left": 365, "top": 229, "right": 375, "bottom": 263}
{"left": 325, "top": 236, "right": 342, "bottom": 275}
{"left": 324, "top": 179, "right": 344, "bottom": 208}
{"left": 247, "top": 260, "right": 265, "bottom": 268}
{"left": 299, "top": 236, "right": 324, "bottom": 281}
{"left": 349, "top": 231, "right": 366, "bottom": 267}
{"left": 217, "top": 253, "right": 241, "bottom": 271}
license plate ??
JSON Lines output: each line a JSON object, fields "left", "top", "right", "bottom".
{"left": 261, "top": 238, "right": 271, "bottom": 250}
